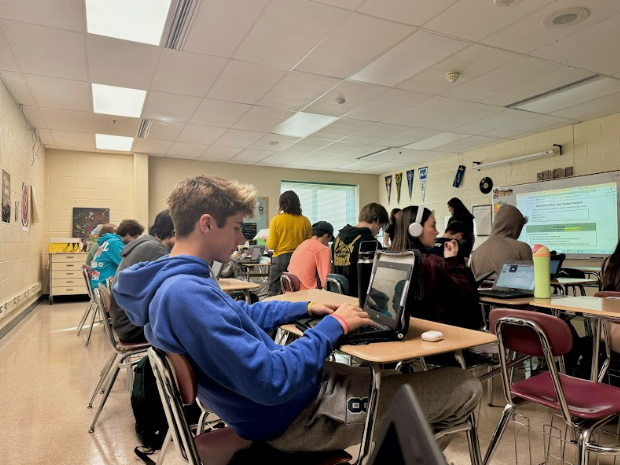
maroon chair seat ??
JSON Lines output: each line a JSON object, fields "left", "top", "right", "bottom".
{"left": 511, "top": 372, "right": 620, "bottom": 420}
{"left": 280, "top": 271, "right": 301, "bottom": 293}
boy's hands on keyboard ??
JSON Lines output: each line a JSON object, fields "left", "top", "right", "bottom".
{"left": 309, "top": 302, "right": 338, "bottom": 316}
{"left": 334, "top": 303, "right": 373, "bottom": 331}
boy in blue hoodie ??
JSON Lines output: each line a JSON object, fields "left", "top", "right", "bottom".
{"left": 113, "top": 175, "right": 481, "bottom": 453}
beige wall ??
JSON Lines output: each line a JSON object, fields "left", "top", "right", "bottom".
{"left": 45, "top": 149, "right": 136, "bottom": 237}
{"left": 0, "top": 77, "right": 47, "bottom": 333}
{"left": 148, "top": 157, "right": 379, "bottom": 225}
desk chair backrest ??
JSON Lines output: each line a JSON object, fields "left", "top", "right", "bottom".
{"left": 594, "top": 291, "right": 620, "bottom": 353}
{"left": 325, "top": 274, "right": 349, "bottom": 295}
{"left": 280, "top": 272, "right": 301, "bottom": 293}
{"left": 95, "top": 283, "right": 123, "bottom": 350}
{"left": 82, "top": 264, "right": 94, "bottom": 299}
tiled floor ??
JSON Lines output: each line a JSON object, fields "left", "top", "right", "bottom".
{"left": 1, "top": 298, "right": 619, "bottom": 464}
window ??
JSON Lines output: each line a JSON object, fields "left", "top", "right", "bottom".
{"left": 280, "top": 181, "right": 358, "bottom": 236}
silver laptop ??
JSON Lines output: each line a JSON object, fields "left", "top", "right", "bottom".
{"left": 478, "top": 260, "right": 535, "bottom": 299}
{"left": 239, "top": 245, "right": 264, "bottom": 264}
{"left": 210, "top": 261, "right": 224, "bottom": 289}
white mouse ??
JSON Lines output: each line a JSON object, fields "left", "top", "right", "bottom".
{"left": 421, "top": 330, "right": 444, "bottom": 342}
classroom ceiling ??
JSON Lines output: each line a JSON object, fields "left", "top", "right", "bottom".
{"left": 2, "top": 0, "right": 620, "bottom": 174}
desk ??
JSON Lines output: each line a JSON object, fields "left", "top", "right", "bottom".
{"left": 551, "top": 277, "right": 598, "bottom": 296}
{"left": 480, "top": 295, "right": 532, "bottom": 307}
{"left": 219, "top": 278, "right": 260, "bottom": 303}
{"left": 267, "top": 289, "right": 497, "bottom": 463}
{"left": 238, "top": 262, "right": 270, "bottom": 282}
{"left": 572, "top": 265, "right": 603, "bottom": 291}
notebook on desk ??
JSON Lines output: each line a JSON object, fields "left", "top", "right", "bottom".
{"left": 239, "top": 245, "right": 265, "bottom": 264}
{"left": 478, "top": 261, "right": 535, "bottom": 299}
{"left": 295, "top": 250, "right": 417, "bottom": 344}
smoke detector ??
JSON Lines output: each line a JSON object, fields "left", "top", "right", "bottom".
{"left": 446, "top": 72, "right": 460, "bottom": 83}
{"left": 494, "top": 0, "right": 522, "bottom": 7}
{"left": 335, "top": 97, "right": 346, "bottom": 105}
{"left": 542, "top": 7, "right": 590, "bottom": 28}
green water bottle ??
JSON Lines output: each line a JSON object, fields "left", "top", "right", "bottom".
{"left": 533, "top": 244, "right": 551, "bottom": 299}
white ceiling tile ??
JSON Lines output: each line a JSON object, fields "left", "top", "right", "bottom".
{"left": 531, "top": 14, "right": 620, "bottom": 75}
{"left": 345, "top": 89, "right": 432, "bottom": 122}
{"left": 296, "top": 13, "right": 414, "bottom": 79}
{"left": 384, "top": 96, "right": 470, "bottom": 127}
{"left": 404, "top": 132, "right": 470, "bottom": 150}
{"left": 215, "top": 129, "right": 265, "bottom": 148}
{"left": 425, "top": 0, "right": 554, "bottom": 42}
{"left": 132, "top": 139, "right": 173, "bottom": 155}
{"left": 458, "top": 108, "right": 537, "bottom": 134}
{"left": 183, "top": 0, "right": 270, "bottom": 58}
{"left": 0, "top": 0, "right": 84, "bottom": 31}
{"left": 431, "top": 135, "right": 502, "bottom": 153}
{"left": 550, "top": 91, "right": 620, "bottom": 120}
{"left": 483, "top": 0, "right": 620, "bottom": 54}
{"left": 372, "top": 148, "right": 446, "bottom": 165}
{"left": 351, "top": 30, "right": 467, "bottom": 87}
{"left": 234, "top": 0, "right": 350, "bottom": 69}
{"left": 232, "top": 149, "right": 274, "bottom": 162}
{"left": 87, "top": 35, "right": 161, "bottom": 90}
{"left": 147, "top": 120, "right": 184, "bottom": 141}
{"left": 168, "top": 142, "right": 209, "bottom": 158}
{"left": 198, "top": 145, "right": 243, "bottom": 161}
{"left": 93, "top": 114, "right": 140, "bottom": 137}
{"left": 345, "top": 122, "right": 409, "bottom": 144}
{"left": 176, "top": 124, "right": 227, "bottom": 145}
{"left": 359, "top": 0, "right": 458, "bottom": 26}
{"left": 0, "top": 71, "right": 36, "bottom": 105}
{"left": 248, "top": 134, "right": 300, "bottom": 151}
{"left": 143, "top": 92, "right": 202, "bottom": 123}
{"left": 285, "top": 138, "right": 334, "bottom": 154}
{"left": 21, "top": 105, "right": 47, "bottom": 128}
{"left": 303, "top": 80, "right": 388, "bottom": 117}
{"left": 338, "top": 159, "right": 383, "bottom": 171}
{"left": 284, "top": 155, "right": 328, "bottom": 168}
{"left": 430, "top": 103, "right": 506, "bottom": 129}
{"left": 50, "top": 130, "right": 95, "bottom": 148}
{"left": 311, "top": 141, "right": 359, "bottom": 157}
{"left": 37, "top": 128, "right": 55, "bottom": 145}
{"left": 1, "top": 20, "right": 87, "bottom": 80}
{"left": 259, "top": 151, "right": 300, "bottom": 164}
{"left": 311, "top": 0, "right": 365, "bottom": 10}
{"left": 151, "top": 49, "right": 228, "bottom": 97}
{"left": 208, "top": 61, "right": 286, "bottom": 105}
{"left": 304, "top": 156, "right": 352, "bottom": 169}
{"left": 25, "top": 74, "right": 91, "bottom": 111}
{"left": 372, "top": 127, "right": 441, "bottom": 147}
{"left": 233, "top": 106, "right": 294, "bottom": 132}
{"left": 41, "top": 108, "right": 93, "bottom": 132}
{"left": 190, "top": 99, "right": 251, "bottom": 128}
{"left": 308, "top": 118, "right": 371, "bottom": 140}
{"left": 258, "top": 72, "right": 340, "bottom": 111}
{"left": 482, "top": 115, "right": 573, "bottom": 139}
{"left": 0, "top": 32, "right": 18, "bottom": 71}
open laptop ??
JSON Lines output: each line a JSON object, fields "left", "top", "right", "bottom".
{"left": 550, "top": 253, "right": 565, "bottom": 279}
{"left": 295, "top": 250, "right": 417, "bottom": 344}
{"left": 210, "top": 261, "right": 224, "bottom": 289}
{"left": 478, "top": 260, "right": 535, "bottom": 299}
{"left": 239, "top": 245, "right": 265, "bottom": 264}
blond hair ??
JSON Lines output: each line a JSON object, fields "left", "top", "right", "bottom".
{"left": 167, "top": 175, "right": 257, "bottom": 237}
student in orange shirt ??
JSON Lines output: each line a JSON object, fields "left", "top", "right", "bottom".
{"left": 287, "top": 221, "right": 334, "bottom": 290}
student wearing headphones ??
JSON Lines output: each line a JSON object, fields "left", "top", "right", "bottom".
{"left": 389, "top": 206, "right": 482, "bottom": 330}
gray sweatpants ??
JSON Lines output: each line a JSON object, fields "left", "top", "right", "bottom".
{"left": 268, "top": 362, "right": 482, "bottom": 453}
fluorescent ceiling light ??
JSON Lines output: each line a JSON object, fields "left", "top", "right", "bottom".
{"left": 357, "top": 147, "right": 391, "bottom": 160}
{"left": 272, "top": 112, "right": 338, "bottom": 138}
{"left": 404, "top": 132, "right": 470, "bottom": 150}
{"left": 86, "top": 0, "right": 172, "bottom": 46}
{"left": 513, "top": 76, "right": 620, "bottom": 114}
{"left": 92, "top": 83, "right": 147, "bottom": 118}
{"left": 96, "top": 134, "right": 134, "bottom": 152}
{"left": 472, "top": 145, "right": 561, "bottom": 170}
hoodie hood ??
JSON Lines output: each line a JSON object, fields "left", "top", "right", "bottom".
{"left": 490, "top": 205, "right": 526, "bottom": 239}
{"left": 121, "top": 234, "right": 160, "bottom": 258}
{"left": 336, "top": 224, "right": 372, "bottom": 242}
{"left": 98, "top": 232, "right": 119, "bottom": 245}
{"left": 114, "top": 255, "right": 209, "bottom": 327}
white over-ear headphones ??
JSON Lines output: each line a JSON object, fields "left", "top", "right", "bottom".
{"left": 408, "top": 206, "right": 425, "bottom": 238}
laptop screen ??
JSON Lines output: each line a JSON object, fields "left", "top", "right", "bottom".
{"left": 495, "top": 262, "right": 535, "bottom": 291}
{"left": 250, "top": 246, "right": 263, "bottom": 260}
{"left": 549, "top": 258, "right": 562, "bottom": 276}
{"left": 364, "top": 262, "right": 411, "bottom": 324}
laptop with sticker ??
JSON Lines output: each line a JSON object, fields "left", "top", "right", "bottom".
{"left": 478, "top": 260, "right": 535, "bottom": 299}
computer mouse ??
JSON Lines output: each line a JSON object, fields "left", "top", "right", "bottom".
{"left": 421, "top": 330, "right": 444, "bottom": 342}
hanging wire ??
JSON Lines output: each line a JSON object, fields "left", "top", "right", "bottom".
{"left": 19, "top": 104, "right": 42, "bottom": 166}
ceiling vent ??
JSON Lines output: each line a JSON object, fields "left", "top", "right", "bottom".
{"left": 505, "top": 74, "right": 600, "bottom": 109}
{"left": 136, "top": 119, "right": 153, "bottom": 139}
{"left": 542, "top": 7, "right": 590, "bottom": 28}
{"left": 164, "top": 0, "right": 200, "bottom": 50}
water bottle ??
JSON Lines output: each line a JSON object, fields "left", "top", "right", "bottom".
{"left": 533, "top": 244, "right": 551, "bottom": 299}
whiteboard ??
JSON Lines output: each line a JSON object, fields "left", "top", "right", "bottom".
{"left": 472, "top": 205, "right": 492, "bottom": 236}
{"left": 492, "top": 170, "right": 620, "bottom": 259}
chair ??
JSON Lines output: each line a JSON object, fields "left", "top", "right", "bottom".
{"left": 87, "top": 281, "right": 150, "bottom": 433}
{"left": 147, "top": 347, "right": 352, "bottom": 465}
{"left": 594, "top": 291, "right": 620, "bottom": 381}
{"left": 325, "top": 274, "right": 349, "bottom": 295}
{"left": 483, "top": 308, "right": 620, "bottom": 465}
{"left": 77, "top": 264, "right": 100, "bottom": 346}
{"left": 280, "top": 271, "right": 301, "bottom": 293}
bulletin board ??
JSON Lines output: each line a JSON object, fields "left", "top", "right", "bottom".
{"left": 472, "top": 204, "right": 492, "bottom": 237}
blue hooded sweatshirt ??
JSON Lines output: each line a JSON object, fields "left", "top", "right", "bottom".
{"left": 113, "top": 255, "right": 344, "bottom": 441}
{"left": 91, "top": 232, "right": 124, "bottom": 290}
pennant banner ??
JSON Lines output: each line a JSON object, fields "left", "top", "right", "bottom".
{"left": 406, "top": 169, "right": 414, "bottom": 200}
{"left": 21, "top": 182, "right": 30, "bottom": 231}
{"left": 385, "top": 175, "right": 393, "bottom": 204}
{"left": 453, "top": 165, "right": 466, "bottom": 188}
{"left": 419, "top": 167, "right": 428, "bottom": 202}
{"left": 2, "top": 169, "right": 10, "bottom": 224}
{"left": 395, "top": 172, "right": 402, "bottom": 204}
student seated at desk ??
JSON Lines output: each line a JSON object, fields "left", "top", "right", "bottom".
{"left": 389, "top": 206, "right": 482, "bottom": 330}
{"left": 428, "top": 220, "right": 469, "bottom": 265}
{"left": 287, "top": 221, "right": 333, "bottom": 290}
{"left": 114, "top": 175, "right": 481, "bottom": 453}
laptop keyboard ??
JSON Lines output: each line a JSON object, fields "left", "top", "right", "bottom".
{"left": 479, "top": 289, "right": 532, "bottom": 298}
{"left": 348, "top": 323, "right": 387, "bottom": 335}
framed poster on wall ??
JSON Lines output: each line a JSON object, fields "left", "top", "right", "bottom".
{"left": 472, "top": 205, "right": 492, "bottom": 237}
{"left": 73, "top": 207, "right": 110, "bottom": 240}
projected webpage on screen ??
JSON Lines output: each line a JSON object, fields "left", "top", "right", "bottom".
{"left": 516, "top": 182, "right": 618, "bottom": 256}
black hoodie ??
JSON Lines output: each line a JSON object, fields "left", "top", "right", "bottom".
{"left": 331, "top": 225, "right": 379, "bottom": 297}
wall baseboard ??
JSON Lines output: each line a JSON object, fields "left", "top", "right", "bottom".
{"left": 0, "top": 295, "right": 44, "bottom": 341}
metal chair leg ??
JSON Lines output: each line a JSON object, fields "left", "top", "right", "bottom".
{"left": 483, "top": 404, "right": 514, "bottom": 465}
{"left": 466, "top": 415, "right": 482, "bottom": 465}
{"left": 88, "top": 352, "right": 117, "bottom": 408}
{"left": 77, "top": 300, "right": 94, "bottom": 336}
{"left": 158, "top": 430, "right": 173, "bottom": 464}
{"left": 89, "top": 363, "right": 121, "bottom": 433}
{"left": 84, "top": 304, "right": 100, "bottom": 346}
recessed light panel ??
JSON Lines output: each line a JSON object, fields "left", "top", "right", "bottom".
{"left": 92, "top": 83, "right": 147, "bottom": 118}
{"left": 86, "top": 0, "right": 172, "bottom": 45}
{"left": 96, "top": 134, "right": 134, "bottom": 151}
{"left": 273, "top": 112, "right": 338, "bottom": 138}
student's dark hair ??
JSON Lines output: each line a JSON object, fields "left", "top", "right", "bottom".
{"left": 150, "top": 209, "right": 175, "bottom": 241}
{"left": 389, "top": 208, "right": 401, "bottom": 225}
{"left": 99, "top": 223, "right": 116, "bottom": 237}
{"left": 312, "top": 226, "right": 331, "bottom": 239}
{"left": 388, "top": 206, "right": 432, "bottom": 253}
{"left": 279, "top": 191, "right": 302, "bottom": 215}
{"left": 117, "top": 219, "right": 144, "bottom": 238}
{"left": 445, "top": 220, "right": 467, "bottom": 235}
{"left": 359, "top": 203, "right": 389, "bottom": 225}
{"left": 448, "top": 197, "right": 474, "bottom": 221}
{"left": 603, "top": 241, "right": 620, "bottom": 292}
